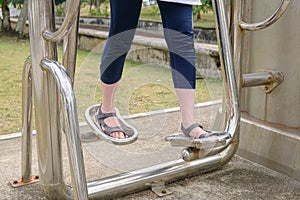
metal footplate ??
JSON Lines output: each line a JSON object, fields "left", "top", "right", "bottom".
{"left": 165, "top": 131, "right": 231, "bottom": 150}
{"left": 84, "top": 104, "right": 138, "bottom": 145}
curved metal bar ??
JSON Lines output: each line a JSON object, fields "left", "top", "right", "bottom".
{"left": 165, "top": 0, "right": 240, "bottom": 150}
{"left": 239, "top": 0, "right": 291, "bottom": 31}
{"left": 87, "top": 142, "right": 239, "bottom": 199}
{"left": 27, "top": 0, "right": 241, "bottom": 199}
{"left": 21, "top": 57, "right": 33, "bottom": 183}
{"left": 43, "top": 0, "right": 80, "bottom": 42}
{"left": 37, "top": 55, "right": 238, "bottom": 199}
{"left": 62, "top": 0, "right": 80, "bottom": 84}
{"left": 41, "top": 58, "right": 88, "bottom": 200}
{"left": 213, "top": 0, "right": 240, "bottom": 139}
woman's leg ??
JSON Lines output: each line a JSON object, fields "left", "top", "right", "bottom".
{"left": 100, "top": 0, "right": 142, "bottom": 138}
{"left": 157, "top": 1, "right": 206, "bottom": 138}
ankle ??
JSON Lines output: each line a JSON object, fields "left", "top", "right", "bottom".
{"left": 101, "top": 104, "right": 115, "bottom": 113}
{"left": 181, "top": 121, "right": 195, "bottom": 129}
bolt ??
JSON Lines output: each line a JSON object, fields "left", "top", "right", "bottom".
{"left": 161, "top": 189, "right": 167, "bottom": 194}
{"left": 34, "top": 175, "right": 39, "bottom": 179}
{"left": 13, "top": 180, "right": 18, "bottom": 184}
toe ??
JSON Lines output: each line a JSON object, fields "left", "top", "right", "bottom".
{"left": 110, "top": 132, "right": 125, "bottom": 139}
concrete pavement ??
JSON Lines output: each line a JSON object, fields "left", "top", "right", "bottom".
{"left": 0, "top": 102, "right": 299, "bottom": 199}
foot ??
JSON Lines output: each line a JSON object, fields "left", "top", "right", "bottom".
{"left": 186, "top": 125, "right": 207, "bottom": 139}
{"left": 181, "top": 123, "right": 217, "bottom": 139}
{"left": 98, "top": 105, "right": 125, "bottom": 139}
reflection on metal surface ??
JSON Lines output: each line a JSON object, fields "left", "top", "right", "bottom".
{"left": 239, "top": 0, "right": 291, "bottom": 31}
{"left": 41, "top": 58, "right": 88, "bottom": 200}
{"left": 165, "top": 132, "right": 230, "bottom": 149}
{"left": 21, "top": 57, "right": 33, "bottom": 184}
{"left": 213, "top": 0, "right": 241, "bottom": 138}
{"left": 27, "top": 0, "right": 88, "bottom": 199}
{"left": 22, "top": 0, "right": 243, "bottom": 199}
{"left": 43, "top": 0, "right": 80, "bottom": 42}
{"left": 85, "top": 152, "right": 227, "bottom": 199}
{"left": 62, "top": 0, "right": 80, "bottom": 83}
{"left": 238, "top": 0, "right": 300, "bottom": 180}
{"left": 28, "top": 0, "right": 62, "bottom": 192}
{"left": 181, "top": 144, "right": 229, "bottom": 162}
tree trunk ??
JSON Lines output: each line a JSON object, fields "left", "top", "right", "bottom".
{"left": 89, "top": 0, "right": 93, "bottom": 12}
{"left": 96, "top": 0, "right": 101, "bottom": 8}
{"left": 1, "top": 0, "right": 11, "bottom": 31}
{"left": 15, "top": 0, "right": 28, "bottom": 34}
{"left": 197, "top": 12, "right": 201, "bottom": 21}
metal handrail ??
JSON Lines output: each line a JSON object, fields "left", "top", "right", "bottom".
{"left": 212, "top": 0, "right": 240, "bottom": 139}
{"left": 23, "top": 0, "right": 241, "bottom": 199}
{"left": 39, "top": 54, "right": 239, "bottom": 199}
{"left": 239, "top": 0, "right": 291, "bottom": 31}
{"left": 41, "top": 58, "right": 89, "bottom": 200}
{"left": 43, "top": 0, "right": 80, "bottom": 42}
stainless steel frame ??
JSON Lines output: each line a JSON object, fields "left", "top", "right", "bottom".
{"left": 239, "top": 0, "right": 291, "bottom": 31}
{"left": 20, "top": 0, "right": 247, "bottom": 199}
{"left": 21, "top": 57, "right": 33, "bottom": 184}
{"left": 236, "top": 0, "right": 299, "bottom": 180}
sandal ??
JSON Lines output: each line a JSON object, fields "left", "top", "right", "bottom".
{"left": 181, "top": 123, "right": 220, "bottom": 139}
{"left": 95, "top": 105, "right": 126, "bottom": 138}
{"left": 165, "top": 123, "right": 230, "bottom": 149}
{"left": 84, "top": 104, "right": 138, "bottom": 145}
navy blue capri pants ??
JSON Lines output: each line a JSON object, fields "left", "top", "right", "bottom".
{"left": 100, "top": 0, "right": 196, "bottom": 89}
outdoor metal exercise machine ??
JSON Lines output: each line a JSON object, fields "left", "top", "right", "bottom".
{"left": 15, "top": 0, "right": 298, "bottom": 199}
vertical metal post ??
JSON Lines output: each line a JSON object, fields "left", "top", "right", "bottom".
{"left": 212, "top": 0, "right": 240, "bottom": 136}
{"left": 62, "top": 0, "right": 80, "bottom": 83}
{"left": 27, "top": 0, "right": 64, "bottom": 191}
{"left": 27, "top": 1, "right": 88, "bottom": 199}
{"left": 21, "top": 57, "right": 33, "bottom": 183}
{"left": 41, "top": 58, "right": 89, "bottom": 200}
{"left": 22, "top": 0, "right": 242, "bottom": 199}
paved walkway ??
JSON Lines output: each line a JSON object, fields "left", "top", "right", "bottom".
{"left": 0, "top": 102, "right": 299, "bottom": 199}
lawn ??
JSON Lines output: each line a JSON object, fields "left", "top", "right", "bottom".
{"left": 139, "top": 5, "right": 215, "bottom": 27}
{"left": 80, "top": 3, "right": 216, "bottom": 28}
{"left": 0, "top": 35, "right": 222, "bottom": 134}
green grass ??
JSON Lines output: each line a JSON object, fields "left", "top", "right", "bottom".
{"left": 0, "top": 36, "right": 90, "bottom": 134}
{"left": 140, "top": 5, "right": 161, "bottom": 21}
{"left": 0, "top": 37, "right": 29, "bottom": 134}
{"left": 140, "top": 6, "right": 215, "bottom": 27}
{"left": 193, "top": 11, "right": 216, "bottom": 27}
{"left": 80, "top": 4, "right": 215, "bottom": 28}
{"left": 0, "top": 36, "right": 222, "bottom": 134}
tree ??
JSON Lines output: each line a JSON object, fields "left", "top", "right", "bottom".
{"left": 9, "top": 0, "right": 24, "bottom": 8}
{"left": 15, "top": 0, "right": 27, "bottom": 34}
{"left": 88, "top": 0, "right": 108, "bottom": 16}
{"left": 1, "top": 0, "right": 11, "bottom": 31}
{"left": 55, "top": 0, "right": 66, "bottom": 4}
{"left": 193, "top": 0, "right": 213, "bottom": 21}
{"left": 201, "top": 0, "right": 213, "bottom": 12}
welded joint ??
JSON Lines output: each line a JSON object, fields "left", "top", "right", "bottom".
{"left": 263, "top": 71, "right": 284, "bottom": 93}
{"left": 242, "top": 71, "right": 284, "bottom": 93}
